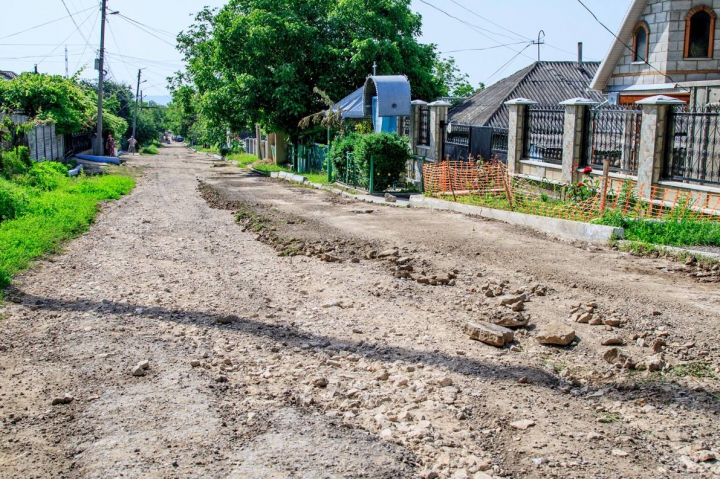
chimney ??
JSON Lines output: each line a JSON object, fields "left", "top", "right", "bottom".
{"left": 578, "top": 42, "right": 584, "bottom": 70}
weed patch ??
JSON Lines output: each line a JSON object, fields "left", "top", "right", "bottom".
{"left": 667, "top": 362, "right": 718, "bottom": 379}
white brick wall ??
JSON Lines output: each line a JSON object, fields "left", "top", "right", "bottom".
{"left": 610, "top": 0, "right": 720, "bottom": 88}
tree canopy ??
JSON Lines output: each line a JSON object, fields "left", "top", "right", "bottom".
{"left": 176, "top": 0, "right": 448, "bottom": 140}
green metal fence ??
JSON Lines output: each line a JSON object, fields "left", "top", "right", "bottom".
{"left": 291, "top": 143, "right": 329, "bottom": 174}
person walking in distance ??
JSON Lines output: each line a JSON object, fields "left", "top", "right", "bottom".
{"left": 105, "top": 134, "right": 116, "bottom": 157}
{"left": 127, "top": 135, "right": 138, "bottom": 155}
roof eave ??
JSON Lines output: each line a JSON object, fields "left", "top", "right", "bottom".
{"left": 590, "top": 0, "right": 649, "bottom": 91}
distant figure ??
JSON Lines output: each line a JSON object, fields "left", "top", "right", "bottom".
{"left": 105, "top": 134, "right": 116, "bottom": 157}
{"left": 127, "top": 136, "right": 138, "bottom": 155}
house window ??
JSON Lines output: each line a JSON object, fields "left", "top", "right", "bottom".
{"left": 633, "top": 22, "right": 649, "bottom": 62}
{"left": 684, "top": 6, "right": 717, "bottom": 59}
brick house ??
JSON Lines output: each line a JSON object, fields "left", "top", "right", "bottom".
{"left": 591, "top": 0, "right": 720, "bottom": 105}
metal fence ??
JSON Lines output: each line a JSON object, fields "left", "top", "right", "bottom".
{"left": 291, "top": 143, "right": 329, "bottom": 174}
{"left": 585, "top": 104, "right": 642, "bottom": 175}
{"left": 491, "top": 127, "right": 508, "bottom": 163}
{"left": 418, "top": 106, "right": 431, "bottom": 146}
{"left": 446, "top": 123, "right": 470, "bottom": 147}
{"left": 524, "top": 106, "right": 564, "bottom": 164}
{"left": 666, "top": 105, "right": 720, "bottom": 186}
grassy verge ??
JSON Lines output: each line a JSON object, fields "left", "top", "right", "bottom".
{"left": 141, "top": 139, "right": 161, "bottom": 155}
{"left": 227, "top": 153, "right": 258, "bottom": 169}
{"left": 0, "top": 168, "right": 136, "bottom": 293}
{"left": 253, "top": 163, "right": 292, "bottom": 174}
{"left": 599, "top": 213, "right": 720, "bottom": 247}
{"left": 195, "top": 147, "right": 219, "bottom": 154}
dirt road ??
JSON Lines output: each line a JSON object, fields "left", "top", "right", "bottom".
{"left": 1, "top": 144, "right": 718, "bottom": 478}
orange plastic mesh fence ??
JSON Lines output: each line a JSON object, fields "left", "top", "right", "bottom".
{"left": 422, "top": 161, "right": 720, "bottom": 223}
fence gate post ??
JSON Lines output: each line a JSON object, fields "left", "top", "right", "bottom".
{"left": 635, "top": 95, "right": 686, "bottom": 199}
{"left": 559, "top": 98, "right": 598, "bottom": 184}
{"left": 504, "top": 98, "right": 538, "bottom": 175}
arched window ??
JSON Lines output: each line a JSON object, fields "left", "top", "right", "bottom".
{"left": 633, "top": 22, "right": 649, "bottom": 62}
{"left": 684, "top": 6, "right": 717, "bottom": 59}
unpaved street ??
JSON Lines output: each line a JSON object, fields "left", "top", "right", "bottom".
{"left": 1, "top": 144, "right": 719, "bottom": 478}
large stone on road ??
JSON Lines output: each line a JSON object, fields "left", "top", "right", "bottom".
{"left": 536, "top": 322, "right": 576, "bottom": 346}
{"left": 465, "top": 321, "right": 514, "bottom": 347}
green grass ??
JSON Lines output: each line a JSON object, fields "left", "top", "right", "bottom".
{"left": 253, "top": 163, "right": 292, "bottom": 173}
{"left": 195, "top": 147, "right": 219, "bottom": 154}
{"left": 600, "top": 215, "right": 720, "bottom": 247}
{"left": 141, "top": 146, "right": 159, "bottom": 155}
{"left": 303, "top": 172, "right": 332, "bottom": 185}
{"left": 0, "top": 171, "right": 135, "bottom": 293}
{"left": 227, "top": 153, "right": 258, "bottom": 169}
{"left": 668, "top": 362, "right": 718, "bottom": 379}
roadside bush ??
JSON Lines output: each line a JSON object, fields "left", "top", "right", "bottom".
{"left": 329, "top": 134, "right": 360, "bottom": 180}
{"left": 21, "top": 161, "right": 68, "bottom": 191}
{"left": 1, "top": 147, "right": 32, "bottom": 178}
{"left": 353, "top": 132, "right": 411, "bottom": 191}
{"left": 0, "top": 178, "right": 29, "bottom": 221}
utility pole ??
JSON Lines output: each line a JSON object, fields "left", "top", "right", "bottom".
{"left": 65, "top": 46, "right": 69, "bottom": 78}
{"left": 132, "top": 69, "right": 143, "bottom": 138}
{"left": 95, "top": 0, "right": 107, "bottom": 155}
{"left": 532, "top": 30, "right": 546, "bottom": 62}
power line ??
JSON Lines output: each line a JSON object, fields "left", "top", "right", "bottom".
{"left": 441, "top": 42, "right": 529, "bottom": 54}
{"left": 115, "top": 14, "right": 176, "bottom": 47}
{"left": 0, "top": 6, "right": 96, "bottom": 41}
{"left": 74, "top": 10, "right": 101, "bottom": 72}
{"left": 37, "top": 8, "right": 97, "bottom": 66}
{"left": 575, "top": 0, "right": 678, "bottom": 83}
{"left": 486, "top": 44, "right": 532, "bottom": 82}
{"left": 60, "top": 0, "right": 90, "bottom": 45}
{"left": 416, "top": 0, "right": 535, "bottom": 62}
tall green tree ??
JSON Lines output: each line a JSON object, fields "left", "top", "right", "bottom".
{"left": 433, "top": 57, "right": 483, "bottom": 98}
{"left": 176, "top": 0, "right": 444, "bottom": 140}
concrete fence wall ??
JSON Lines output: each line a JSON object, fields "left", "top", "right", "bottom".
{"left": 504, "top": 96, "right": 720, "bottom": 202}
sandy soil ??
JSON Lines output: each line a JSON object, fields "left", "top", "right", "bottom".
{"left": 0, "top": 144, "right": 718, "bottom": 479}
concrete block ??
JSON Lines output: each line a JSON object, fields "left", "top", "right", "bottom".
{"left": 408, "top": 196, "right": 624, "bottom": 242}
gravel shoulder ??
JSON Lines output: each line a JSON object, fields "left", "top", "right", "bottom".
{"left": 0, "top": 145, "right": 718, "bottom": 478}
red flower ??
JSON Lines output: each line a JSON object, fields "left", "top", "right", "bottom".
{"left": 577, "top": 182, "right": 585, "bottom": 187}
{"left": 583, "top": 166, "right": 593, "bottom": 174}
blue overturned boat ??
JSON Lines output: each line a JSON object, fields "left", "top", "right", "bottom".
{"left": 74, "top": 154, "right": 120, "bottom": 165}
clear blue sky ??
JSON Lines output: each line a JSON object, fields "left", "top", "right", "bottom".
{"left": 0, "top": 0, "right": 630, "bottom": 100}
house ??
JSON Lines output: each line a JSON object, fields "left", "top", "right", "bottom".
{"left": 0, "top": 70, "right": 18, "bottom": 81}
{"left": 591, "top": 0, "right": 720, "bottom": 104}
{"left": 447, "top": 60, "right": 602, "bottom": 161}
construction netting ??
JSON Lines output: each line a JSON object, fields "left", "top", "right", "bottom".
{"left": 423, "top": 161, "right": 720, "bottom": 223}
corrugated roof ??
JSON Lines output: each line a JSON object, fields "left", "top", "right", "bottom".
{"left": 449, "top": 61, "right": 603, "bottom": 129}
{"left": 0, "top": 70, "right": 19, "bottom": 81}
{"left": 334, "top": 87, "right": 367, "bottom": 119}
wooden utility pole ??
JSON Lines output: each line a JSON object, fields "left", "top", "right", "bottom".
{"left": 132, "top": 69, "right": 143, "bottom": 139}
{"left": 95, "top": 0, "right": 107, "bottom": 155}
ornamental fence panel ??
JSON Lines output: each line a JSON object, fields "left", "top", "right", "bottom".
{"left": 585, "top": 104, "right": 642, "bottom": 175}
{"left": 524, "top": 106, "right": 564, "bottom": 164}
{"left": 665, "top": 105, "right": 720, "bottom": 186}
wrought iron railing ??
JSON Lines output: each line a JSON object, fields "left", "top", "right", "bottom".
{"left": 446, "top": 123, "right": 470, "bottom": 147}
{"left": 524, "top": 106, "right": 564, "bottom": 164}
{"left": 418, "top": 106, "right": 431, "bottom": 146}
{"left": 666, "top": 105, "right": 720, "bottom": 186}
{"left": 585, "top": 105, "right": 642, "bottom": 175}
{"left": 491, "top": 128, "right": 509, "bottom": 153}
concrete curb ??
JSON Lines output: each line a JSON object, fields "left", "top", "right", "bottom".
{"left": 408, "top": 196, "right": 624, "bottom": 242}
{"left": 270, "top": 172, "right": 410, "bottom": 208}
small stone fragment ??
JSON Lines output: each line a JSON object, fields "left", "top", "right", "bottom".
{"left": 132, "top": 365, "right": 146, "bottom": 377}
{"left": 611, "top": 449, "right": 629, "bottom": 457}
{"left": 510, "top": 419, "right": 535, "bottom": 430}
{"left": 190, "top": 359, "right": 201, "bottom": 367}
{"left": 313, "top": 377, "right": 329, "bottom": 388}
{"left": 601, "top": 337, "right": 624, "bottom": 346}
{"left": 217, "top": 314, "right": 237, "bottom": 324}
{"left": 51, "top": 394, "right": 74, "bottom": 406}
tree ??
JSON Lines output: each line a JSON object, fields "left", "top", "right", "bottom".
{"left": 177, "top": 0, "right": 444, "bottom": 140}
{"left": 433, "top": 57, "right": 482, "bottom": 99}
{"left": 0, "top": 73, "right": 95, "bottom": 134}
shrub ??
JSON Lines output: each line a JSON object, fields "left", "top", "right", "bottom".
{"left": 0, "top": 178, "right": 29, "bottom": 221}
{"left": 353, "top": 132, "right": 411, "bottom": 191}
{"left": 0, "top": 147, "right": 32, "bottom": 178}
{"left": 22, "top": 161, "right": 68, "bottom": 191}
{"left": 329, "top": 134, "right": 360, "bottom": 180}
